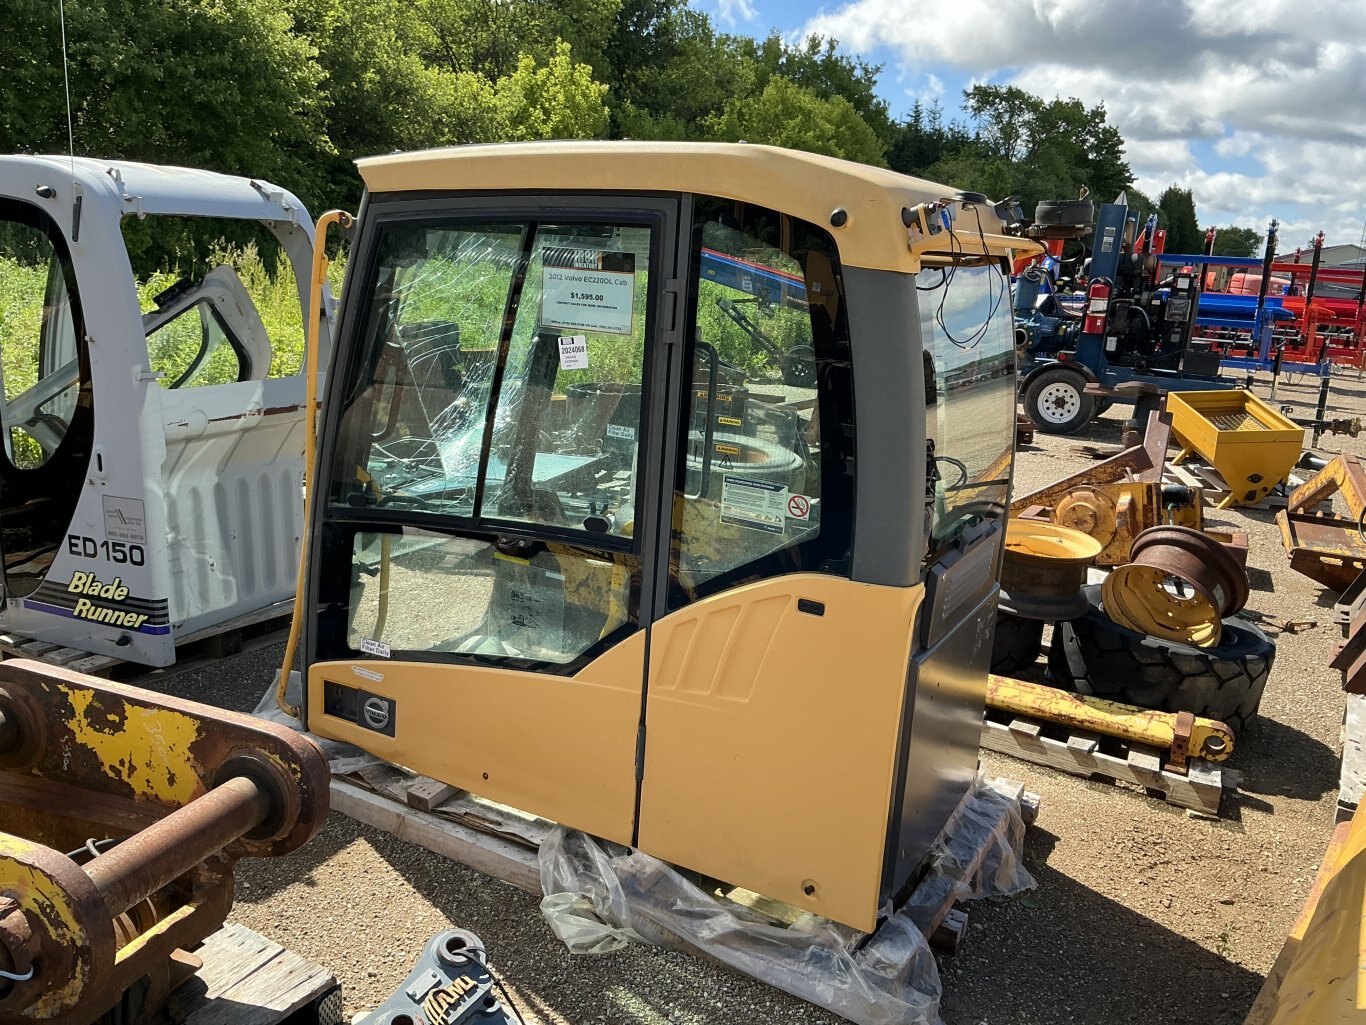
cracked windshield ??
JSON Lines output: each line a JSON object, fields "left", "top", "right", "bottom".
{"left": 330, "top": 219, "right": 651, "bottom": 662}
{"left": 919, "top": 260, "right": 1015, "bottom": 547}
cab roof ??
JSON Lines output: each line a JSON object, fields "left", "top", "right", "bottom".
{"left": 357, "top": 141, "right": 1012, "bottom": 273}
{"left": 0, "top": 154, "right": 309, "bottom": 228}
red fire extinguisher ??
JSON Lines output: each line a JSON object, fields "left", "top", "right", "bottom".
{"left": 1083, "top": 279, "right": 1111, "bottom": 335}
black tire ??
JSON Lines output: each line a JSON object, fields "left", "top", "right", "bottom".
{"left": 781, "top": 344, "right": 817, "bottom": 387}
{"left": 991, "top": 611, "right": 1045, "bottom": 676}
{"left": 1034, "top": 199, "right": 1095, "bottom": 226}
{"left": 1047, "top": 587, "right": 1274, "bottom": 735}
{"left": 1024, "top": 366, "right": 1095, "bottom": 435}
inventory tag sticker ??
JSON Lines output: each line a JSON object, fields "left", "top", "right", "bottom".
{"left": 542, "top": 249, "right": 636, "bottom": 335}
{"left": 720, "top": 475, "right": 788, "bottom": 535}
{"left": 352, "top": 665, "right": 384, "bottom": 683}
{"left": 359, "top": 637, "right": 391, "bottom": 659}
{"left": 557, "top": 334, "right": 589, "bottom": 370}
{"left": 103, "top": 496, "right": 147, "bottom": 545}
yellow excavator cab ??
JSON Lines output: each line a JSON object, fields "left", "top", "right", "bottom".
{"left": 298, "top": 141, "right": 1026, "bottom": 931}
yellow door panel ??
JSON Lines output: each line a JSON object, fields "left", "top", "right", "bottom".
{"left": 307, "top": 629, "right": 645, "bottom": 845}
{"left": 637, "top": 574, "right": 924, "bottom": 932}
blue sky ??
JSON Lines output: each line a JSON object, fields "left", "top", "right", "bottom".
{"left": 705, "top": 0, "right": 1366, "bottom": 249}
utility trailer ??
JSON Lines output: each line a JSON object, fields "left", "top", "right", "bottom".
{"left": 0, "top": 156, "right": 330, "bottom": 666}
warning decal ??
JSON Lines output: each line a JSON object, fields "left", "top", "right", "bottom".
{"left": 720, "top": 475, "right": 788, "bottom": 535}
{"left": 786, "top": 494, "right": 811, "bottom": 521}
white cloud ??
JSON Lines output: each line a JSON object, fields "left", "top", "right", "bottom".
{"left": 801, "top": 0, "right": 1366, "bottom": 240}
{"left": 717, "top": 0, "right": 758, "bottom": 28}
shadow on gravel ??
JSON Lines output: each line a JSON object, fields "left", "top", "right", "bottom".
{"left": 238, "top": 814, "right": 860, "bottom": 1025}
{"left": 939, "top": 827, "right": 1264, "bottom": 1025}
{"left": 1232, "top": 713, "right": 1339, "bottom": 801}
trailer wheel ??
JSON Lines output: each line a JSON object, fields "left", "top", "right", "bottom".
{"left": 1047, "top": 587, "right": 1274, "bottom": 735}
{"left": 1024, "top": 366, "right": 1095, "bottom": 435}
{"left": 991, "top": 610, "right": 1045, "bottom": 676}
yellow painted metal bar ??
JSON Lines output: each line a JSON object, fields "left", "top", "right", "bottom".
{"left": 986, "top": 674, "right": 1234, "bottom": 763}
{"left": 277, "top": 209, "right": 355, "bottom": 718}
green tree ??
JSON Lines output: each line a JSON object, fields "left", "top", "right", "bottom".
{"left": 706, "top": 77, "right": 887, "bottom": 167}
{"left": 734, "top": 32, "right": 892, "bottom": 146}
{"left": 1206, "top": 225, "right": 1263, "bottom": 258}
{"left": 886, "top": 101, "right": 973, "bottom": 178}
{"left": 0, "top": 0, "right": 328, "bottom": 201}
{"left": 1158, "top": 185, "right": 1202, "bottom": 254}
{"left": 494, "top": 42, "right": 610, "bottom": 141}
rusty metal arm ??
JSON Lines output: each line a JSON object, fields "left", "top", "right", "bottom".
{"left": 1010, "top": 411, "right": 1173, "bottom": 513}
{"left": 0, "top": 661, "right": 330, "bottom": 1024}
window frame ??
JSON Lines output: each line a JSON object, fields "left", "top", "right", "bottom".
{"left": 0, "top": 197, "right": 90, "bottom": 476}
{"left": 308, "top": 192, "right": 682, "bottom": 673}
{"left": 663, "top": 195, "right": 857, "bottom": 612}
{"left": 145, "top": 297, "right": 252, "bottom": 389}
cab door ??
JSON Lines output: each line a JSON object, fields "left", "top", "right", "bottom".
{"left": 305, "top": 197, "right": 681, "bottom": 845}
{"left": 634, "top": 196, "right": 919, "bottom": 931}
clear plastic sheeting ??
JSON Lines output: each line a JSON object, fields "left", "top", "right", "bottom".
{"left": 251, "top": 671, "right": 381, "bottom": 775}
{"left": 538, "top": 776, "right": 1035, "bottom": 1025}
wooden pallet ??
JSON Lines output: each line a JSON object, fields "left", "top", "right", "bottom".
{"left": 980, "top": 712, "right": 1226, "bottom": 816}
{"left": 1338, "top": 692, "right": 1366, "bottom": 821}
{"left": 167, "top": 922, "right": 339, "bottom": 1025}
{"left": 0, "top": 603, "right": 291, "bottom": 683}
{"left": 331, "top": 764, "right": 1038, "bottom": 953}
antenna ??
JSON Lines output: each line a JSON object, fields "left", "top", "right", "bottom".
{"left": 57, "top": 0, "right": 81, "bottom": 241}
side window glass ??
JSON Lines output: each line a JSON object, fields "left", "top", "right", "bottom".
{"left": 487, "top": 224, "right": 651, "bottom": 535}
{"left": 331, "top": 222, "right": 529, "bottom": 518}
{"left": 0, "top": 211, "right": 81, "bottom": 469}
{"left": 917, "top": 262, "right": 1015, "bottom": 559}
{"left": 346, "top": 528, "right": 637, "bottom": 663}
{"left": 670, "top": 201, "right": 854, "bottom": 607}
{"left": 145, "top": 300, "right": 245, "bottom": 388}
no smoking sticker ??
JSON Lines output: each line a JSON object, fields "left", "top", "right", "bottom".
{"left": 787, "top": 494, "right": 811, "bottom": 521}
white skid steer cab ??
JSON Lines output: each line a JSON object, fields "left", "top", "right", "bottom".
{"left": 0, "top": 156, "right": 330, "bottom": 666}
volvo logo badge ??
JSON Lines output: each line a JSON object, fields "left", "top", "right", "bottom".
{"left": 362, "top": 696, "right": 391, "bottom": 731}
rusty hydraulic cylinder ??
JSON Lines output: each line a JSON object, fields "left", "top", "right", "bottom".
{"left": 83, "top": 775, "right": 272, "bottom": 918}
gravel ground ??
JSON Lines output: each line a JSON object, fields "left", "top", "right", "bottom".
{"left": 141, "top": 369, "right": 1366, "bottom": 1025}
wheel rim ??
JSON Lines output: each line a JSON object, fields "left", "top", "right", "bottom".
{"left": 1036, "top": 380, "right": 1082, "bottom": 424}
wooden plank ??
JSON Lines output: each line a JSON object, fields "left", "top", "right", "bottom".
{"left": 66, "top": 654, "right": 120, "bottom": 676}
{"left": 930, "top": 908, "right": 969, "bottom": 953}
{"left": 171, "top": 922, "right": 335, "bottom": 1025}
{"left": 330, "top": 778, "right": 542, "bottom": 893}
{"left": 42, "top": 647, "right": 87, "bottom": 667}
{"left": 980, "top": 718, "right": 1223, "bottom": 815}
{"left": 1338, "top": 693, "right": 1366, "bottom": 818}
{"left": 1127, "top": 744, "right": 1164, "bottom": 775}
{"left": 1066, "top": 731, "right": 1100, "bottom": 755}
{"left": 16, "top": 640, "right": 61, "bottom": 657}
{"left": 406, "top": 777, "right": 461, "bottom": 813}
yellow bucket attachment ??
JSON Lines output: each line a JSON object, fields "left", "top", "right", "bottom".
{"left": 1167, "top": 390, "right": 1304, "bottom": 509}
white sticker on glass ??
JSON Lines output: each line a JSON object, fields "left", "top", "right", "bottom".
{"left": 558, "top": 334, "right": 589, "bottom": 370}
{"left": 541, "top": 250, "right": 636, "bottom": 335}
{"left": 720, "top": 475, "right": 788, "bottom": 535}
{"left": 359, "top": 637, "right": 391, "bottom": 659}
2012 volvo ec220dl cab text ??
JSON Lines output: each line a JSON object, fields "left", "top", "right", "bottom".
{"left": 285, "top": 142, "right": 1026, "bottom": 932}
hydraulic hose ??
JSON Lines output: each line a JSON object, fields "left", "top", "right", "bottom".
{"left": 277, "top": 209, "right": 354, "bottom": 718}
